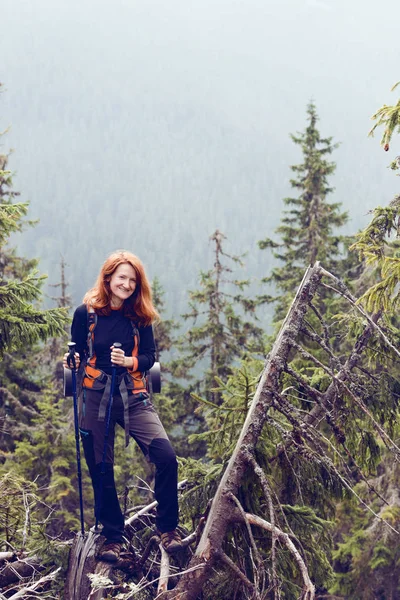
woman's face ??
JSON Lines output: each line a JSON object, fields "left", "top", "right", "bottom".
{"left": 109, "top": 263, "right": 137, "bottom": 308}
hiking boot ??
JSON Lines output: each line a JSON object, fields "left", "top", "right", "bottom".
{"left": 159, "top": 529, "right": 183, "bottom": 554}
{"left": 97, "top": 541, "right": 122, "bottom": 562}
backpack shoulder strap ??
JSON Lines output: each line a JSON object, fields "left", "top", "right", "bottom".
{"left": 87, "top": 305, "right": 97, "bottom": 359}
{"left": 130, "top": 320, "right": 140, "bottom": 352}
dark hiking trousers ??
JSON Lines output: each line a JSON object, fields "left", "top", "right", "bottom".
{"left": 79, "top": 388, "right": 178, "bottom": 543}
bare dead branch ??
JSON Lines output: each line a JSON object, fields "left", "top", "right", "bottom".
{"left": 243, "top": 449, "right": 281, "bottom": 599}
{"left": 217, "top": 550, "right": 255, "bottom": 591}
{"left": 6, "top": 567, "right": 61, "bottom": 600}
{"left": 0, "top": 555, "right": 43, "bottom": 589}
{"left": 125, "top": 480, "right": 187, "bottom": 527}
{"left": 244, "top": 513, "right": 315, "bottom": 600}
{"left": 286, "top": 333, "right": 400, "bottom": 458}
{"left": 320, "top": 271, "right": 399, "bottom": 359}
{"left": 283, "top": 365, "right": 325, "bottom": 403}
{"left": 0, "top": 552, "right": 15, "bottom": 562}
{"left": 157, "top": 546, "right": 170, "bottom": 594}
{"left": 137, "top": 535, "right": 160, "bottom": 569}
{"left": 21, "top": 490, "right": 30, "bottom": 552}
{"left": 228, "top": 493, "right": 261, "bottom": 575}
{"left": 299, "top": 324, "right": 341, "bottom": 371}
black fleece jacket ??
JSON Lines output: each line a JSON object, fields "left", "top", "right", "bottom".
{"left": 71, "top": 304, "right": 156, "bottom": 377}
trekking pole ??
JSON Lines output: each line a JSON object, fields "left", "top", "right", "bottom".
{"left": 67, "top": 342, "right": 85, "bottom": 536}
{"left": 95, "top": 342, "right": 121, "bottom": 530}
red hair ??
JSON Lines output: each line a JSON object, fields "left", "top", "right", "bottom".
{"left": 83, "top": 250, "right": 159, "bottom": 326}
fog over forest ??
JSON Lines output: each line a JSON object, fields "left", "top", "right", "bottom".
{"left": 2, "top": 0, "right": 400, "bottom": 318}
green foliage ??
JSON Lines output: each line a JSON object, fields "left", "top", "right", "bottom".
{"left": 0, "top": 144, "right": 68, "bottom": 356}
{"left": 330, "top": 461, "right": 400, "bottom": 599}
{"left": 0, "top": 200, "right": 28, "bottom": 245}
{"left": 3, "top": 85, "right": 400, "bottom": 599}
{"left": 369, "top": 81, "right": 400, "bottom": 150}
{"left": 178, "top": 456, "right": 224, "bottom": 528}
{"left": 317, "top": 87, "right": 400, "bottom": 598}
{"left": 1, "top": 383, "right": 91, "bottom": 537}
{"left": 259, "top": 102, "right": 350, "bottom": 321}
{"left": 0, "top": 472, "right": 42, "bottom": 551}
{"left": 189, "top": 358, "right": 262, "bottom": 461}
{"left": 0, "top": 113, "right": 80, "bottom": 560}
{"left": 150, "top": 277, "right": 206, "bottom": 459}
{"left": 151, "top": 276, "right": 179, "bottom": 363}
{"left": 351, "top": 202, "right": 400, "bottom": 313}
{"left": 0, "top": 284, "right": 68, "bottom": 353}
{"left": 0, "top": 469, "right": 71, "bottom": 597}
{"left": 178, "top": 230, "right": 264, "bottom": 406}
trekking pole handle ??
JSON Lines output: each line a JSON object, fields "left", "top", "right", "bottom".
{"left": 67, "top": 342, "right": 77, "bottom": 370}
{"left": 111, "top": 342, "right": 122, "bottom": 365}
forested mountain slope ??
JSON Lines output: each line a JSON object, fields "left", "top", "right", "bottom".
{"left": 2, "top": 0, "right": 400, "bottom": 316}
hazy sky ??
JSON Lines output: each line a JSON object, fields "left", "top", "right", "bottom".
{"left": 2, "top": 0, "right": 400, "bottom": 305}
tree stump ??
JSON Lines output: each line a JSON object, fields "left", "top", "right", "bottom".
{"left": 64, "top": 530, "right": 112, "bottom": 600}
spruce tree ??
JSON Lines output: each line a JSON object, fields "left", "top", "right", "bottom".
{"left": 0, "top": 109, "right": 68, "bottom": 456}
{"left": 176, "top": 107, "right": 400, "bottom": 599}
{"left": 0, "top": 154, "right": 68, "bottom": 354}
{"left": 0, "top": 94, "right": 76, "bottom": 569}
{"left": 177, "top": 230, "right": 263, "bottom": 406}
{"left": 150, "top": 276, "right": 204, "bottom": 458}
{"left": 151, "top": 276, "right": 177, "bottom": 364}
{"left": 259, "top": 102, "right": 349, "bottom": 320}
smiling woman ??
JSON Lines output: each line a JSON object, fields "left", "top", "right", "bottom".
{"left": 62, "top": 250, "right": 183, "bottom": 561}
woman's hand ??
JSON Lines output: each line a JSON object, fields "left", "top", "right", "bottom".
{"left": 110, "top": 345, "right": 132, "bottom": 368}
{"left": 63, "top": 352, "right": 80, "bottom": 370}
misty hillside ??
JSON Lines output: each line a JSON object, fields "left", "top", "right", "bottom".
{"left": 2, "top": 0, "right": 400, "bottom": 317}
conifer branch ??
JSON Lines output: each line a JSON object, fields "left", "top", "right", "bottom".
{"left": 290, "top": 339, "right": 400, "bottom": 456}
{"left": 216, "top": 550, "right": 255, "bottom": 591}
{"left": 310, "top": 422, "right": 391, "bottom": 508}
{"left": 299, "top": 315, "right": 379, "bottom": 437}
{"left": 241, "top": 514, "right": 315, "bottom": 600}
{"left": 271, "top": 393, "right": 331, "bottom": 461}
{"left": 320, "top": 269, "right": 400, "bottom": 359}
{"left": 283, "top": 365, "right": 325, "bottom": 403}
{"left": 290, "top": 341, "right": 339, "bottom": 386}
{"left": 317, "top": 456, "right": 400, "bottom": 536}
{"left": 369, "top": 84, "right": 400, "bottom": 148}
{"left": 300, "top": 322, "right": 342, "bottom": 371}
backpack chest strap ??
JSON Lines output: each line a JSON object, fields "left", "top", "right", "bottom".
{"left": 97, "top": 372, "right": 130, "bottom": 447}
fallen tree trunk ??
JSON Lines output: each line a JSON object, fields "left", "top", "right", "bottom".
{"left": 164, "top": 263, "right": 323, "bottom": 600}
{"left": 0, "top": 555, "right": 43, "bottom": 588}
